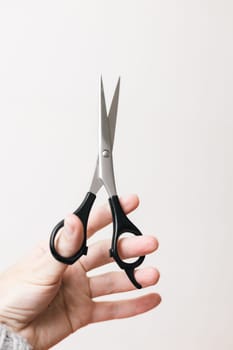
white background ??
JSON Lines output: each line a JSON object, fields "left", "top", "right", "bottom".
{"left": 0, "top": 1, "right": 233, "bottom": 349}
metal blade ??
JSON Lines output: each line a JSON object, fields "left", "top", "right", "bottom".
{"left": 89, "top": 77, "right": 120, "bottom": 197}
{"left": 100, "top": 77, "right": 112, "bottom": 149}
{"left": 108, "top": 77, "right": 120, "bottom": 146}
{"left": 98, "top": 77, "right": 117, "bottom": 196}
{"left": 88, "top": 78, "right": 107, "bottom": 194}
{"left": 100, "top": 76, "right": 108, "bottom": 121}
{"left": 89, "top": 159, "right": 103, "bottom": 194}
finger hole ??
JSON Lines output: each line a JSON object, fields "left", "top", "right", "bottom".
{"left": 54, "top": 215, "right": 84, "bottom": 258}
{"left": 117, "top": 233, "right": 142, "bottom": 263}
{"left": 117, "top": 235, "right": 158, "bottom": 261}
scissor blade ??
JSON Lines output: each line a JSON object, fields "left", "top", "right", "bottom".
{"left": 100, "top": 77, "right": 112, "bottom": 150}
{"left": 99, "top": 77, "right": 117, "bottom": 196}
{"left": 108, "top": 77, "right": 120, "bottom": 146}
{"left": 100, "top": 77, "right": 108, "bottom": 121}
{"left": 89, "top": 159, "right": 103, "bottom": 194}
{"left": 89, "top": 78, "right": 118, "bottom": 196}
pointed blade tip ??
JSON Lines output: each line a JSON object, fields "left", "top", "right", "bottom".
{"left": 100, "top": 75, "right": 104, "bottom": 89}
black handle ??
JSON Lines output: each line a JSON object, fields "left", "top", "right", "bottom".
{"left": 49, "top": 192, "right": 96, "bottom": 264}
{"left": 109, "top": 195, "right": 145, "bottom": 289}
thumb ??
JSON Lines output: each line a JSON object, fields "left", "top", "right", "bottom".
{"left": 55, "top": 214, "right": 84, "bottom": 259}
{"left": 31, "top": 214, "right": 84, "bottom": 283}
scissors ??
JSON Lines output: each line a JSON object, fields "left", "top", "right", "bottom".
{"left": 49, "top": 78, "right": 145, "bottom": 289}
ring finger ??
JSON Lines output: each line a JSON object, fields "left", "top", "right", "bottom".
{"left": 89, "top": 267, "right": 160, "bottom": 298}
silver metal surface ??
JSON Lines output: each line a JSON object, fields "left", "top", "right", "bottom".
{"left": 89, "top": 77, "right": 120, "bottom": 197}
{"left": 89, "top": 160, "right": 102, "bottom": 194}
{"left": 108, "top": 77, "right": 120, "bottom": 145}
{"left": 99, "top": 78, "right": 117, "bottom": 196}
{"left": 102, "top": 149, "right": 110, "bottom": 158}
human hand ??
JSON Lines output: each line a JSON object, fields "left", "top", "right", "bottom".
{"left": 0, "top": 195, "right": 160, "bottom": 349}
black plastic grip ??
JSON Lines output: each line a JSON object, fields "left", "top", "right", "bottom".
{"left": 109, "top": 195, "right": 145, "bottom": 289}
{"left": 49, "top": 192, "right": 96, "bottom": 265}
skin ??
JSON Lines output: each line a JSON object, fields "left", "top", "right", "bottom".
{"left": 0, "top": 194, "right": 161, "bottom": 349}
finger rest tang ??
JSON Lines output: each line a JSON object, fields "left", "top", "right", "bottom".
{"left": 108, "top": 195, "right": 145, "bottom": 289}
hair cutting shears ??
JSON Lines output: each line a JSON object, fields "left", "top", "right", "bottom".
{"left": 49, "top": 78, "right": 145, "bottom": 289}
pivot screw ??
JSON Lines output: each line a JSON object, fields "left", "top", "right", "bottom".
{"left": 102, "top": 149, "right": 110, "bottom": 158}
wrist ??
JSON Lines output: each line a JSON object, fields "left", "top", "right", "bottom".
{"left": 0, "top": 324, "right": 32, "bottom": 349}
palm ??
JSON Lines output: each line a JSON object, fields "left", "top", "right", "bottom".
{"left": 26, "top": 261, "right": 92, "bottom": 349}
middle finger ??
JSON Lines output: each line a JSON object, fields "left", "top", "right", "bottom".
{"left": 80, "top": 235, "right": 158, "bottom": 272}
